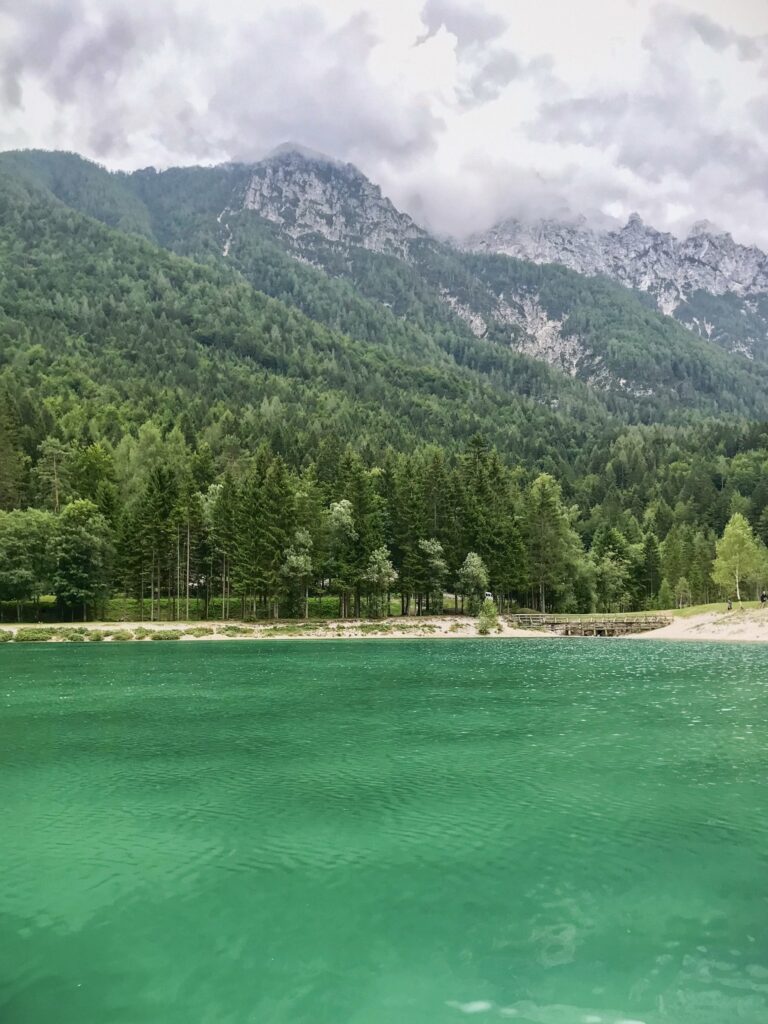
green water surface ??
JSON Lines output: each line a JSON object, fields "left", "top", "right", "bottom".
{"left": 2, "top": 639, "right": 767, "bottom": 1024}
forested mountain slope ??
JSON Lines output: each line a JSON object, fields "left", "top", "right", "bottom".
{"left": 466, "top": 213, "right": 768, "bottom": 361}
{"left": 0, "top": 160, "right": 614, "bottom": 492}
{"left": 3, "top": 148, "right": 768, "bottom": 620}
{"left": 3, "top": 147, "right": 768, "bottom": 422}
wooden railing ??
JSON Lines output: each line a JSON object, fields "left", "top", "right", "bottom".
{"left": 507, "top": 614, "right": 671, "bottom": 636}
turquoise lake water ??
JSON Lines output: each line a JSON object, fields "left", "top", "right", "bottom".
{"left": 1, "top": 639, "right": 767, "bottom": 1023}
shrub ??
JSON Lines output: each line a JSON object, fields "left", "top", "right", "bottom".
{"left": 477, "top": 598, "right": 499, "bottom": 636}
{"left": 219, "top": 624, "right": 253, "bottom": 636}
{"left": 261, "top": 624, "right": 307, "bottom": 636}
{"left": 133, "top": 627, "right": 152, "bottom": 639}
{"left": 183, "top": 626, "right": 215, "bottom": 637}
{"left": 13, "top": 627, "right": 55, "bottom": 642}
{"left": 86, "top": 631, "right": 105, "bottom": 641}
{"left": 108, "top": 630, "right": 134, "bottom": 641}
{"left": 150, "top": 630, "right": 183, "bottom": 641}
{"left": 0, "top": 629, "right": 11, "bottom": 643}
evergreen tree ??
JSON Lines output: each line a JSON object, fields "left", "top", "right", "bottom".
{"left": 639, "top": 532, "right": 662, "bottom": 605}
{"left": 417, "top": 538, "right": 448, "bottom": 614}
{"left": 524, "top": 474, "right": 580, "bottom": 612}
{"left": 35, "top": 438, "right": 73, "bottom": 512}
{"left": 658, "top": 578, "right": 674, "bottom": 609}
{"left": 326, "top": 499, "right": 358, "bottom": 618}
{"left": 674, "top": 575, "right": 692, "bottom": 608}
{"left": 282, "top": 528, "right": 314, "bottom": 618}
{"left": 0, "top": 401, "right": 28, "bottom": 510}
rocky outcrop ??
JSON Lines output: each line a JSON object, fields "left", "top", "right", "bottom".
{"left": 238, "top": 146, "right": 426, "bottom": 258}
{"left": 466, "top": 214, "right": 768, "bottom": 310}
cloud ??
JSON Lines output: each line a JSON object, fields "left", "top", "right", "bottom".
{"left": 206, "top": 10, "right": 443, "bottom": 164}
{"left": 520, "top": 3, "right": 768, "bottom": 244}
{"left": 0, "top": 0, "right": 767, "bottom": 247}
{"left": 418, "top": 0, "right": 506, "bottom": 48}
{"left": 0, "top": 0, "right": 443, "bottom": 166}
{"left": 657, "top": 5, "right": 765, "bottom": 60}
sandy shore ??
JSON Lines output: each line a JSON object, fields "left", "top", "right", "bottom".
{"left": 6, "top": 610, "right": 768, "bottom": 642}
{"left": 0, "top": 616, "right": 547, "bottom": 642}
{"left": 626, "top": 608, "right": 768, "bottom": 643}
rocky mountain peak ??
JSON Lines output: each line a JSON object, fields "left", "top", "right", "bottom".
{"left": 465, "top": 213, "right": 768, "bottom": 310}
{"left": 233, "top": 142, "right": 426, "bottom": 257}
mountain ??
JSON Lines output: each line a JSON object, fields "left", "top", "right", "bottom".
{"left": 3, "top": 145, "right": 768, "bottom": 430}
{"left": 5, "top": 146, "right": 768, "bottom": 618}
{"left": 125, "top": 147, "right": 768, "bottom": 416}
{"left": 235, "top": 145, "right": 427, "bottom": 257}
{"left": 0, "top": 149, "right": 621, "bottom": 496}
{"left": 466, "top": 214, "right": 768, "bottom": 360}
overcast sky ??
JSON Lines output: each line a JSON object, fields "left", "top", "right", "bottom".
{"left": 1, "top": 0, "right": 767, "bottom": 244}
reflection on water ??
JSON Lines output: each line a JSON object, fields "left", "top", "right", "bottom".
{"left": 1, "top": 639, "right": 767, "bottom": 1023}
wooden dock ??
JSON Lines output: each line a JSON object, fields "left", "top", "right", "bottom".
{"left": 508, "top": 614, "right": 671, "bottom": 636}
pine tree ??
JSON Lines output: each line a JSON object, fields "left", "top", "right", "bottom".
{"left": 36, "top": 438, "right": 73, "bottom": 512}
{"left": 639, "top": 533, "right": 662, "bottom": 605}
{"left": 282, "top": 529, "right": 314, "bottom": 618}
{"left": 0, "top": 399, "right": 27, "bottom": 511}
{"left": 417, "top": 538, "right": 448, "bottom": 614}
{"left": 326, "top": 499, "right": 358, "bottom": 618}
{"left": 524, "top": 474, "right": 581, "bottom": 613}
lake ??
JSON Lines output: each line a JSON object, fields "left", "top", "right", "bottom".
{"left": 2, "top": 639, "right": 767, "bottom": 1023}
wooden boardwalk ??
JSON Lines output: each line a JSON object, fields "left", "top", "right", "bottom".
{"left": 508, "top": 614, "right": 671, "bottom": 636}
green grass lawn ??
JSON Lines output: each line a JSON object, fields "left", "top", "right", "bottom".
{"left": 666, "top": 600, "right": 764, "bottom": 618}
{"left": 5, "top": 595, "right": 763, "bottom": 627}
{"left": 0, "top": 594, "right": 406, "bottom": 624}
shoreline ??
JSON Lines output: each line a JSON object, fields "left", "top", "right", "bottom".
{"left": 622, "top": 609, "right": 768, "bottom": 644}
{"left": 3, "top": 610, "right": 768, "bottom": 644}
{"left": 0, "top": 616, "right": 548, "bottom": 643}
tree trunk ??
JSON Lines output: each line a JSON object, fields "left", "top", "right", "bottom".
{"left": 186, "top": 521, "right": 190, "bottom": 621}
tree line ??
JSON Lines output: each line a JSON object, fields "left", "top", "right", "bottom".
{"left": 2, "top": 429, "right": 767, "bottom": 622}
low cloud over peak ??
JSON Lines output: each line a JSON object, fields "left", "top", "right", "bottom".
{"left": 1, "top": 0, "right": 767, "bottom": 246}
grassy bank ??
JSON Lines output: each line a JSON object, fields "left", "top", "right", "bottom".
{"left": 0, "top": 594, "right": 423, "bottom": 625}
{"left": 3, "top": 603, "right": 755, "bottom": 644}
{"left": 0, "top": 619, "right": 466, "bottom": 643}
